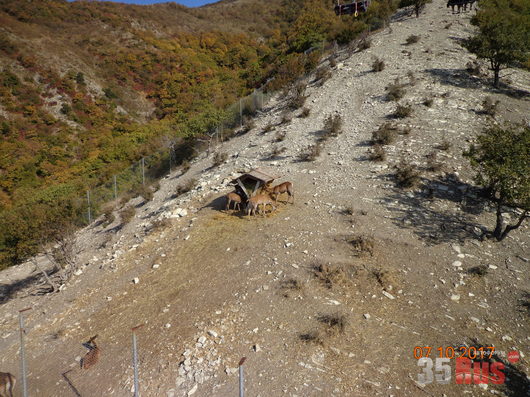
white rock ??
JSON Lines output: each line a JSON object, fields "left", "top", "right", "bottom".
{"left": 450, "top": 294, "right": 460, "bottom": 301}
{"left": 488, "top": 265, "right": 497, "bottom": 270}
{"left": 208, "top": 330, "right": 218, "bottom": 338}
{"left": 133, "top": 277, "right": 140, "bottom": 284}
{"left": 254, "top": 344, "right": 262, "bottom": 352}
{"left": 363, "top": 313, "right": 371, "bottom": 320}
{"left": 152, "top": 264, "right": 160, "bottom": 269}
{"left": 382, "top": 291, "right": 395, "bottom": 300}
{"left": 198, "top": 336, "right": 207, "bottom": 344}
{"left": 187, "top": 384, "right": 198, "bottom": 396}
{"left": 165, "top": 323, "right": 171, "bottom": 328}
{"left": 452, "top": 261, "right": 462, "bottom": 267}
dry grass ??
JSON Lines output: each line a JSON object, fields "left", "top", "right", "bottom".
{"left": 280, "top": 278, "right": 303, "bottom": 298}
{"left": 269, "top": 146, "right": 286, "bottom": 159}
{"left": 438, "top": 140, "right": 452, "bottom": 151}
{"left": 405, "top": 35, "right": 420, "bottom": 45}
{"left": 386, "top": 80, "right": 406, "bottom": 101}
{"left": 482, "top": 96, "right": 499, "bottom": 117}
{"left": 149, "top": 217, "right": 172, "bottom": 232}
{"left": 368, "top": 143, "right": 386, "bottom": 161}
{"left": 317, "top": 313, "right": 347, "bottom": 335}
{"left": 372, "top": 57, "right": 385, "bottom": 72}
{"left": 394, "top": 160, "right": 421, "bottom": 188}
{"left": 358, "top": 39, "right": 371, "bottom": 51}
{"left": 322, "top": 113, "right": 343, "bottom": 140}
{"left": 120, "top": 206, "right": 136, "bottom": 225}
{"left": 371, "top": 267, "right": 398, "bottom": 291}
{"left": 212, "top": 152, "right": 228, "bottom": 167}
{"left": 274, "top": 131, "right": 286, "bottom": 142}
{"left": 426, "top": 151, "right": 443, "bottom": 172}
{"left": 299, "top": 330, "right": 324, "bottom": 345}
{"left": 372, "top": 123, "right": 397, "bottom": 145}
{"left": 312, "top": 263, "right": 348, "bottom": 289}
{"left": 299, "top": 107, "right": 310, "bottom": 118}
{"left": 261, "top": 122, "right": 274, "bottom": 134}
{"left": 280, "top": 113, "right": 292, "bottom": 125}
{"left": 315, "top": 66, "right": 331, "bottom": 84}
{"left": 467, "top": 265, "right": 489, "bottom": 277}
{"left": 423, "top": 98, "right": 433, "bottom": 107}
{"left": 176, "top": 178, "right": 197, "bottom": 195}
{"left": 299, "top": 144, "right": 322, "bottom": 162}
{"left": 393, "top": 104, "right": 413, "bottom": 119}
{"left": 350, "top": 235, "right": 375, "bottom": 256}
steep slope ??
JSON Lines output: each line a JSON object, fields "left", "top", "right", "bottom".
{"left": 0, "top": 2, "right": 529, "bottom": 397}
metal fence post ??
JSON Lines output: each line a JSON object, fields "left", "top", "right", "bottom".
{"left": 239, "top": 357, "right": 246, "bottom": 397}
{"left": 113, "top": 175, "right": 118, "bottom": 201}
{"left": 86, "top": 190, "right": 91, "bottom": 224}
{"left": 132, "top": 325, "right": 144, "bottom": 397}
{"left": 239, "top": 98, "right": 243, "bottom": 128}
{"left": 141, "top": 158, "right": 145, "bottom": 186}
{"left": 169, "top": 147, "right": 172, "bottom": 174}
{"left": 19, "top": 307, "right": 32, "bottom": 397}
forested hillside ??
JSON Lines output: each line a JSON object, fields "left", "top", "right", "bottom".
{"left": 0, "top": 0, "right": 396, "bottom": 268}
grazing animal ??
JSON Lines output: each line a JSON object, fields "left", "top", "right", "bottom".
{"left": 225, "top": 192, "right": 242, "bottom": 211}
{"left": 246, "top": 194, "right": 276, "bottom": 217}
{"left": 447, "top": 0, "right": 463, "bottom": 13}
{"left": 270, "top": 181, "right": 294, "bottom": 204}
{"left": 81, "top": 335, "right": 100, "bottom": 370}
{"left": 0, "top": 372, "right": 15, "bottom": 397}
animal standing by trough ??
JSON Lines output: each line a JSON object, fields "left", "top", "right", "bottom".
{"left": 223, "top": 168, "right": 294, "bottom": 217}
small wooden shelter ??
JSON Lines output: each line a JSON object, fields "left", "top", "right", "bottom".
{"left": 231, "top": 167, "right": 279, "bottom": 201}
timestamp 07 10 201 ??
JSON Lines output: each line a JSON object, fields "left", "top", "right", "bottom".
{"left": 413, "top": 345, "right": 496, "bottom": 360}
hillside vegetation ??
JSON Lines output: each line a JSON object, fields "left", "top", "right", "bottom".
{"left": 0, "top": 0, "right": 397, "bottom": 268}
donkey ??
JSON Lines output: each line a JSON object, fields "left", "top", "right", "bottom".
{"left": 246, "top": 194, "right": 276, "bottom": 217}
{"left": 81, "top": 335, "right": 100, "bottom": 370}
{"left": 0, "top": 372, "right": 15, "bottom": 397}
{"left": 225, "top": 192, "right": 242, "bottom": 211}
{"left": 270, "top": 181, "right": 294, "bottom": 204}
{"left": 447, "top": 0, "right": 464, "bottom": 13}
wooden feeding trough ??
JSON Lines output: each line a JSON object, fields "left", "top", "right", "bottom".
{"left": 231, "top": 167, "right": 279, "bottom": 202}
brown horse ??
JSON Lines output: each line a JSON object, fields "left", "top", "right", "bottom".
{"left": 246, "top": 194, "right": 276, "bottom": 217}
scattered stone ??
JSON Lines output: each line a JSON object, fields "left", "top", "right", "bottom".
{"left": 382, "top": 291, "right": 395, "bottom": 300}
{"left": 152, "top": 264, "right": 160, "bottom": 269}
{"left": 198, "top": 336, "right": 207, "bottom": 344}
{"left": 363, "top": 313, "right": 371, "bottom": 320}
{"left": 452, "top": 261, "right": 462, "bottom": 267}
{"left": 208, "top": 330, "right": 218, "bottom": 338}
{"left": 450, "top": 294, "right": 460, "bottom": 302}
{"left": 133, "top": 277, "right": 140, "bottom": 284}
{"left": 187, "top": 384, "right": 198, "bottom": 396}
{"left": 253, "top": 344, "right": 262, "bottom": 352}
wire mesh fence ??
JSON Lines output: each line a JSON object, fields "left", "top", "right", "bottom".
{"left": 79, "top": 87, "right": 275, "bottom": 225}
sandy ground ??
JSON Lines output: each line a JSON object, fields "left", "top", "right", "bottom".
{"left": 0, "top": 2, "right": 529, "bottom": 397}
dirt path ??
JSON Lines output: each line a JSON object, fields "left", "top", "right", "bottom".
{"left": 1, "top": 2, "right": 529, "bottom": 397}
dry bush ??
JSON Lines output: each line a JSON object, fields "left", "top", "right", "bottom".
{"left": 299, "top": 144, "right": 321, "bottom": 162}
{"left": 329, "top": 56, "right": 337, "bottom": 68}
{"left": 342, "top": 206, "right": 355, "bottom": 216}
{"left": 269, "top": 146, "right": 286, "bottom": 159}
{"left": 372, "top": 57, "right": 385, "bottom": 72}
{"left": 180, "top": 159, "right": 191, "bottom": 174}
{"left": 312, "top": 263, "right": 348, "bottom": 289}
{"left": 176, "top": 178, "right": 197, "bottom": 195}
{"left": 423, "top": 98, "right": 433, "bottom": 107}
{"left": 393, "top": 104, "right": 413, "bottom": 119}
{"left": 280, "top": 113, "right": 292, "bottom": 125}
{"left": 299, "top": 107, "right": 310, "bottom": 118}
{"left": 275, "top": 131, "right": 286, "bottom": 142}
{"left": 317, "top": 313, "right": 347, "bottom": 335}
{"left": 133, "top": 184, "right": 154, "bottom": 202}
{"left": 466, "top": 61, "right": 481, "bottom": 76}
{"left": 212, "top": 152, "right": 228, "bottom": 167}
{"left": 386, "top": 80, "right": 406, "bottom": 101}
{"left": 241, "top": 117, "right": 255, "bottom": 134}
{"left": 482, "top": 96, "right": 500, "bottom": 117}
{"left": 467, "top": 265, "right": 488, "bottom": 276}
{"left": 438, "top": 139, "right": 452, "bottom": 151}
{"left": 358, "top": 39, "right": 371, "bottom": 51}
{"left": 371, "top": 268, "right": 397, "bottom": 291}
{"left": 405, "top": 35, "right": 420, "bottom": 45}
{"left": 444, "top": 22, "right": 452, "bottom": 29}
{"left": 316, "top": 66, "right": 331, "bottom": 84}
{"left": 289, "top": 83, "right": 308, "bottom": 110}
{"left": 120, "top": 206, "right": 136, "bottom": 225}
{"left": 149, "top": 217, "right": 171, "bottom": 232}
{"left": 368, "top": 144, "right": 387, "bottom": 161}
{"left": 280, "top": 278, "right": 303, "bottom": 298}
{"left": 101, "top": 205, "right": 116, "bottom": 227}
{"left": 299, "top": 330, "right": 323, "bottom": 345}
{"left": 372, "top": 123, "right": 397, "bottom": 145}
{"left": 426, "top": 151, "right": 443, "bottom": 172}
{"left": 407, "top": 70, "right": 417, "bottom": 86}
{"left": 322, "top": 113, "right": 343, "bottom": 139}
{"left": 350, "top": 235, "right": 375, "bottom": 256}
{"left": 395, "top": 160, "right": 421, "bottom": 188}
{"left": 262, "top": 122, "right": 274, "bottom": 134}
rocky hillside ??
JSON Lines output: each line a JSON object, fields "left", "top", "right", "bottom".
{"left": 0, "top": 2, "right": 529, "bottom": 397}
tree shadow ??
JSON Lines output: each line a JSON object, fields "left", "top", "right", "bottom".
{"left": 0, "top": 266, "right": 60, "bottom": 305}
{"left": 425, "top": 68, "right": 530, "bottom": 99}
{"left": 380, "top": 175, "right": 485, "bottom": 244}
{"left": 468, "top": 338, "right": 530, "bottom": 397}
